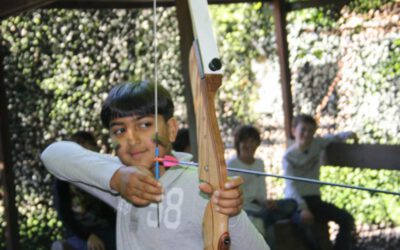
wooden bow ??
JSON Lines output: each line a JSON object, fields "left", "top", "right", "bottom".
{"left": 187, "top": 1, "right": 230, "bottom": 249}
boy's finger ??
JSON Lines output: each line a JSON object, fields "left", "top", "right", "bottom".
{"left": 137, "top": 174, "right": 163, "bottom": 191}
{"left": 134, "top": 166, "right": 161, "bottom": 186}
{"left": 198, "top": 182, "right": 213, "bottom": 194}
{"left": 140, "top": 192, "right": 163, "bottom": 203}
{"left": 134, "top": 181, "right": 164, "bottom": 196}
{"left": 125, "top": 185, "right": 162, "bottom": 204}
{"left": 129, "top": 189, "right": 162, "bottom": 203}
{"left": 212, "top": 195, "right": 243, "bottom": 209}
{"left": 214, "top": 188, "right": 242, "bottom": 199}
{"left": 126, "top": 195, "right": 152, "bottom": 206}
{"left": 214, "top": 205, "right": 242, "bottom": 216}
{"left": 224, "top": 176, "right": 244, "bottom": 189}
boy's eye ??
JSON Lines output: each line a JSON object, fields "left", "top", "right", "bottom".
{"left": 138, "top": 121, "right": 153, "bottom": 129}
{"left": 137, "top": 117, "right": 154, "bottom": 129}
{"left": 111, "top": 127, "right": 126, "bottom": 136}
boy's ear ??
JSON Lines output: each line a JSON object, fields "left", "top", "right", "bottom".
{"left": 291, "top": 126, "right": 296, "bottom": 138}
{"left": 167, "top": 118, "right": 179, "bottom": 142}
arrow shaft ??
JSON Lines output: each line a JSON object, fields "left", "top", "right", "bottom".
{"left": 174, "top": 160, "right": 400, "bottom": 196}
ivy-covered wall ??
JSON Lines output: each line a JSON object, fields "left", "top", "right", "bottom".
{"left": 0, "top": 0, "right": 399, "bottom": 248}
{"left": 0, "top": 8, "right": 183, "bottom": 249}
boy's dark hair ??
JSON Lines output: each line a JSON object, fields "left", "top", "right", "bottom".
{"left": 100, "top": 81, "right": 174, "bottom": 128}
{"left": 70, "top": 131, "right": 98, "bottom": 151}
{"left": 234, "top": 125, "right": 261, "bottom": 154}
{"left": 173, "top": 128, "right": 190, "bottom": 152}
{"left": 292, "top": 114, "right": 317, "bottom": 128}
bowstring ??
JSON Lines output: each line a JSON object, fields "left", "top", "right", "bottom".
{"left": 153, "top": 0, "right": 161, "bottom": 229}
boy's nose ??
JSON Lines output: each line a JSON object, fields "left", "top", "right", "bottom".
{"left": 127, "top": 132, "right": 140, "bottom": 145}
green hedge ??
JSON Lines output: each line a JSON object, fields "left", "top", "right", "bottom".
{"left": 0, "top": 1, "right": 399, "bottom": 248}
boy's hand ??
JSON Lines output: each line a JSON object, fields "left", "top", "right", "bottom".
{"left": 300, "top": 208, "right": 314, "bottom": 224}
{"left": 199, "top": 176, "right": 244, "bottom": 217}
{"left": 348, "top": 132, "right": 358, "bottom": 144}
{"left": 265, "top": 200, "right": 278, "bottom": 210}
{"left": 87, "top": 233, "right": 105, "bottom": 250}
{"left": 110, "top": 166, "right": 163, "bottom": 206}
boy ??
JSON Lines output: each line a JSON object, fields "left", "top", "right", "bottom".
{"left": 283, "top": 114, "right": 356, "bottom": 250}
{"left": 42, "top": 81, "right": 268, "bottom": 250}
{"left": 227, "top": 125, "right": 297, "bottom": 249}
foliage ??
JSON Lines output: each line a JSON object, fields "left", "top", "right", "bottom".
{"left": 0, "top": 8, "right": 182, "bottom": 249}
{"left": 288, "top": 0, "right": 400, "bottom": 229}
{"left": 348, "top": 0, "right": 394, "bottom": 13}
{"left": 210, "top": 3, "right": 276, "bottom": 137}
{"left": 321, "top": 167, "right": 400, "bottom": 225}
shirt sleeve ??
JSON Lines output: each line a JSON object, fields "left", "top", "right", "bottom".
{"left": 282, "top": 155, "right": 308, "bottom": 210}
{"left": 41, "top": 141, "right": 121, "bottom": 208}
{"left": 229, "top": 211, "right": 270, "bottom": 250}
{"left": 320, "top": 131, "right": 354, "bottom": 148}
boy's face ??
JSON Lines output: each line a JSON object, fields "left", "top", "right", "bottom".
{"left": 238, "top": 138, "right": 259, "bottom": 161}
{"left": 109, "top": 115, "right": 178, "bottom": 174}
{"left": 292, "top": 122, "right": 316, "bottom": 149}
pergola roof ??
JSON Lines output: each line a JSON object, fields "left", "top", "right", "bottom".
{"left": 0, "top": 0, "right": 252, "bottom": 19}
{"left": 0, "top": 0, "right": 350, "bottom": 19}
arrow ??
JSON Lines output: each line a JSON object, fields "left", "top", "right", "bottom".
{"left": 154, "top": 155, "right": 400, "bottom": 196}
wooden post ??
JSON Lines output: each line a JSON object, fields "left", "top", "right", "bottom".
{"left": 175, "top": 0, "right": 198, "bottom": 160}
{"left": 0, "top": 48, "right": 20, "bottom": 250}
{"left": 272, "top": 0, "right": 294, "bottom": 142}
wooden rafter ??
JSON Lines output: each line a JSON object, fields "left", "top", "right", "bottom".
{"left": 0, "top": 0, "right": 56, "bottom": 19}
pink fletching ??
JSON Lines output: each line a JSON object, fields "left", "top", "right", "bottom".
{"left": 162, "top": 155, "right": 180, "bottom": 167}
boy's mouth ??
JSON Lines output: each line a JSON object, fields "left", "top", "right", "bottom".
{"left": 130, "top": 150, "right": 146, "bottom": 159}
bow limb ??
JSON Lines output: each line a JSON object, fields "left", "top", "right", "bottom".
{"left": 187, "top": 1, "right": 230, "bottom": 249}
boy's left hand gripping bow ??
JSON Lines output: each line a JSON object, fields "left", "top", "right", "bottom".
{"left": 188, "top": 0, "right": 230, "bottom": 249}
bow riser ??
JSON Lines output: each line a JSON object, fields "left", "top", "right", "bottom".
{"left": 189, "top": 42, "right": 230, "bottom": 250}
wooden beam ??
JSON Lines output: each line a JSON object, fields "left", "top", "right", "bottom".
{"left": 47, "top": 0, "right": 175, "bottom": 9}
{"left": 321, "top": 142, "right": 400, "bottom": 171}
{"left": 1, "top": 0, "right": 272, "bottom": 18}
{"left": 272, "top": 0, "right": 294, "bottom": 141}
{"left": 46, "top": 0, "right": 267, "bottom": 10}
{"left": 0, "top": 0, "right": 55, "bottom": 19}
{"left": 175, "top": 0, "right": 198, "bottom": 161}
{"left": 210, "top": 0, "right": 269, "bottom": 3}
{"left": 0, "top": 50, "right": 20, "bottom": 250}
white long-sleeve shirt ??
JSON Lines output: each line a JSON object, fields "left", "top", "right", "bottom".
{"left": 283, "top": 132, "right": 353, "bottom": 209}
{"left": 41, "top": 141, "right": 269, "bottom": 250}
{"left": 227, "top": 156, "right": 266, "bottom": 212}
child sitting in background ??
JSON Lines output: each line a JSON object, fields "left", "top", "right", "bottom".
{"left": 172, "top": 128, "right": 191, "bottom": 153}
{"left": 283, "top": 114, "right": 357, "bottom": 250}
{"left": 52, "top": 131, "right": 116, "bottom": 250}
{"left": 227, "top": 125, "right": 297, "bottom": 249}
